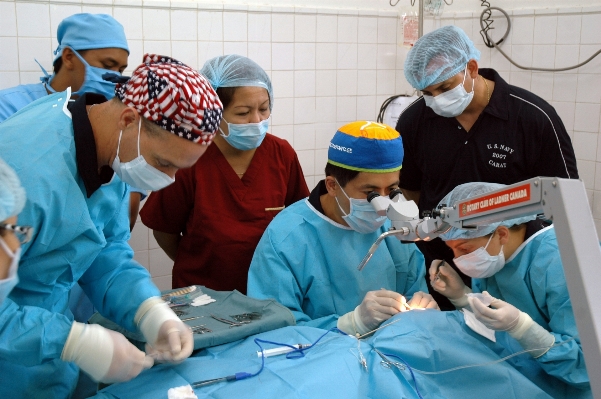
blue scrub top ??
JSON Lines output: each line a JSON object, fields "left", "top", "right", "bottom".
{"left": 0, "top": 90, "right": 160, "bottom": 398}
{"left": 474, "top": 226, "right": 589, "bottom": 390}
{"left": 247, "top": 197, "right": 427, "bottom": 329}
{"left": 0, "top": 82, "right": 47, "bottom": 123}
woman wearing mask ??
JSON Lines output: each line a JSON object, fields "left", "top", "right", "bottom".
{"left": 0, "top": 158, "right": 28, "bottom": 304}
{"left": 140, "top": 55, "right": 309, "bottom": 293}
{"left": 430, "top": 182, "right": 589, "bottom": 396}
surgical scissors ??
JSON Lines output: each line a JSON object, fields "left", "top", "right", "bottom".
{"left": 210, "top": 314, "right": 250, "bottom": 328}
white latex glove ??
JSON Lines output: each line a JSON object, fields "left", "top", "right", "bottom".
{"left": 135, "top": 297, "right": 194, "bottom": 363}
{"left": 356, "top": 289, "right": 406, "bottom": 331}
{"left": 406, "top": 291, "right": 440, "bottom": 310}
{"left": 61, "top": 322, "right": 153, "bottom": 383}
{"left": 429, "top": 259, "right": 471, "bottom": 308}
{"left": 468, "top": 291, "right": 520, "bottom": 331}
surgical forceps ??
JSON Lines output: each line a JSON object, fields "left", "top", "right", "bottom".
{"left": 210, "top": 314, "right": 250, "bottom": 328}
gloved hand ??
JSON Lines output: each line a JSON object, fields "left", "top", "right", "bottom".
{"left": 406, "top": 291, "right": 440, "bottom": 310}
{"left": 429, "top": 259, "right": 471, "bottom": 307}
{"left": 468, "top": 291, "right": 520, "bottom": 331}
{"left": 136, "top": 297, "right": 194, "bottom": 364}
{"left": 61, "top": 322, "right": 153, "bottom": 383}
{"left": 337, "top": 289, "right": 405, "bottom": 336}
{"left": 468, "top": 292, "right": 555, "bottom": 357}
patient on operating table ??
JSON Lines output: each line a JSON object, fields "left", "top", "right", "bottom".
{"left": 247, "top": 121, "right": 438, "bottom": 336}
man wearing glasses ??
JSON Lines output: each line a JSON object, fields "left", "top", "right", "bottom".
{"left": 0, "top": 157, "right": 29, "bottom": 304}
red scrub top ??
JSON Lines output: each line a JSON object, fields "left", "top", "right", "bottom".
{"left": 140, "top": 134, "right": 310, "bottom": 293}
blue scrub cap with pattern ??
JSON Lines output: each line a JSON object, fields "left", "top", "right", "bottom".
{"left": 53, "top": 13, "right": 129, "bottom": 62}
{"left": 200, "top": 55, "right": 274, "bottom": 111}
{"left": 438, "top": 182, "right": 537, "bottom": 241}
{"left": 404, "top": 25, "right": 480, "bottom": 91}
{"left": 0, "top": 158, "right": 26, "bottom": 222}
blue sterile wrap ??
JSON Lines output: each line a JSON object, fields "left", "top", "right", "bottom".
{"left": 94, "top": 310, "right": 588, "bottom": 399}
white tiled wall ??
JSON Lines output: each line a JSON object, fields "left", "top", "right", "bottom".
{"left": 2, "top": 1, "right": 600, "bottom": 288}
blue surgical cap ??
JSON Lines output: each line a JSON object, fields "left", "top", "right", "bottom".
{"left": 200, "top": 54, "right": 274, "bottom": 111}
{"left": 439, "top": 182, "right": 537, "bottom": 241}
{"left": 0, "top": 158, "right": 26, "bottom": 222}
{"left": 54, "top": 13, "right": 129, "bottom": 62}
{"left": 404, "top": 25, "right": 480, "bottom": 91}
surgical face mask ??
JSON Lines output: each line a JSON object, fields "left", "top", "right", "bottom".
{"left": 0, "top": 236, "right": 20, "bottom": 303}
{"left": 453, "top": 232, "right": 505, "bottom": 278}
{"left": 43, "top": 48, "right": 121, "bottom": 99}
{"left": 335, "top": 179, "right": 387, "bottom": 234}
{"left": 423, "top": 68, "right": 475, "bottom": 118}
{"left": 111, "top": 118, "right": 175, "bottom": 191}
{"left": 219, "top": 117, "right": 270, "bottom": 151}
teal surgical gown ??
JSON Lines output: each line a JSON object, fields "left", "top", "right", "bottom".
{"left": 247, "top": 198, "right": 427, "bottom": 329}
{"left": 473, "top": 226, "right": 589, "bottom": 392}
{"left": 0, "top": 82, "right": 47, "bottom": 122}
{"left": 0, "top": 90, "right": 160, "bottom": 398}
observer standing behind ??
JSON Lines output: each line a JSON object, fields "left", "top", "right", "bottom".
{"left": 396, "top": 26, "right": 578, "bottom": 309}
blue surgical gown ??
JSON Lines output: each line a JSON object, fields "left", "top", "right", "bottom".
{"left": 0, "top": 91, "right": 160, "bottom": 398}
{"left": 473, "top": 226, "right": 589, "bottom": 391}
{"left": 0, "top": 82, "right": 47, "bottom": 122}
{"left": 247, "top": 198, "right": 427, "bottom": 329}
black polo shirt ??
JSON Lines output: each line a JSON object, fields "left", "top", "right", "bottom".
{"left": 397, "top": 68, "right": 578, "bottom": 215}
{"left": 67, "top": 93, "right": 114, "bottom": 197}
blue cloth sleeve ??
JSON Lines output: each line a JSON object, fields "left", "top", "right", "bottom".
{"left": 79, "top": 184, "right": 160, "bottom": 332}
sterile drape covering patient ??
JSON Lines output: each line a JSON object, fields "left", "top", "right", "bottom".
{"left": 0, "top": 54, "right": 223, "bottom": 398}
{"left": 95, "top": 311, "right": 571, "bottom": 399}
{"left": 247, "top": 121, "right": 436, "bottom": 335}
{"left": 141, "top": 54, "right": 309, "bottom": 294}
{"left": 430, "top": 182, "right": 590, "bottom": 397}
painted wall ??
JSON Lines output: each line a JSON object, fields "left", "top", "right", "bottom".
{"left": 1, "top": 0, "right": 600, "bottom": 289}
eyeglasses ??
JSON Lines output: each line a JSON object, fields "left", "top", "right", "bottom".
{"left": 0, "top": 223, "right": 33, "bottom": 244}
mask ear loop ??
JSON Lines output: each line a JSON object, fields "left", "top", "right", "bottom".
{"left": 0, "top": 236, "right": 15, "bottom": 259}
{"left": 333, "top": 178, "right": 352, "bottom": 217}
{"left": 462, "top": 66, "right": 476, "bottom": 94}
{"left": 136, "top": 117, "right": 142, "bottom": 157}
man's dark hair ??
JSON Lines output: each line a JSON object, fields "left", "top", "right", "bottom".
{"left": 324, "top": 163, "right": 360, "bottom": 187}
{"left": 53, "top": 49, "right": 88, "bottom": 74}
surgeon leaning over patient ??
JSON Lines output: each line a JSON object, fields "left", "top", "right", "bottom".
{"left": 248, "top": 121, "right": 437, "bottom": 336}
{"left": 430, "top": 182, "right": 589, "bottom": 392}
{"left": 0, "top": 13, "right": 146, "bottom": 322}
{"left": 0, "top": 158, "right": 27, "bottom": 305}
{"left": 0, "top": 54, "right": 223, "bottom": 398}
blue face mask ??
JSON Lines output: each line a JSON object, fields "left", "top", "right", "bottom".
{"left": 335, "top": 179, "right": 387, "bottom": 234}
{"left": 219, "top": 117, "right": 270, "bottom": 151}
{"left": 42, "top": 48, "right": 121, "bottom": 99}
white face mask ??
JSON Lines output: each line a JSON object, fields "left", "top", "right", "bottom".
{"left": 423, "top": 67, "right": 475, "bottom": 118}
{"left": 0, "top": 236, "right": 20, "bottom": 303}
{"left": 453, "top": 231, "right": 505, "bottom": 278}
{"left": 335, "top": 179, "right": 387, "bottom": 234}
{"left": 111, "top": 118, "right": 175, "bottom": 191}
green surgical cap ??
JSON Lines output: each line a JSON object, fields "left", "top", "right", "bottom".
{"left": 404, "top": 25, "right": 480, "bottom": 91}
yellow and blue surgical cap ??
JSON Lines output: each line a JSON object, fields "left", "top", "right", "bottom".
{"left": 200, "top": 54, "right": 274, "bottom": 111}
{"left": 404, "top": 25, "right": 480, "bottom": 91}
{"left": 53, "top": 13, "right": 129, "bottom": 62}
{"left": 0, "top": 158, "right": 25, "bottom": 222}
{"left": 438, "top": 182, "right": 537, "bottom": 241}
{"left": 327, "top": 121, "right": 403, "bottom": 173}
